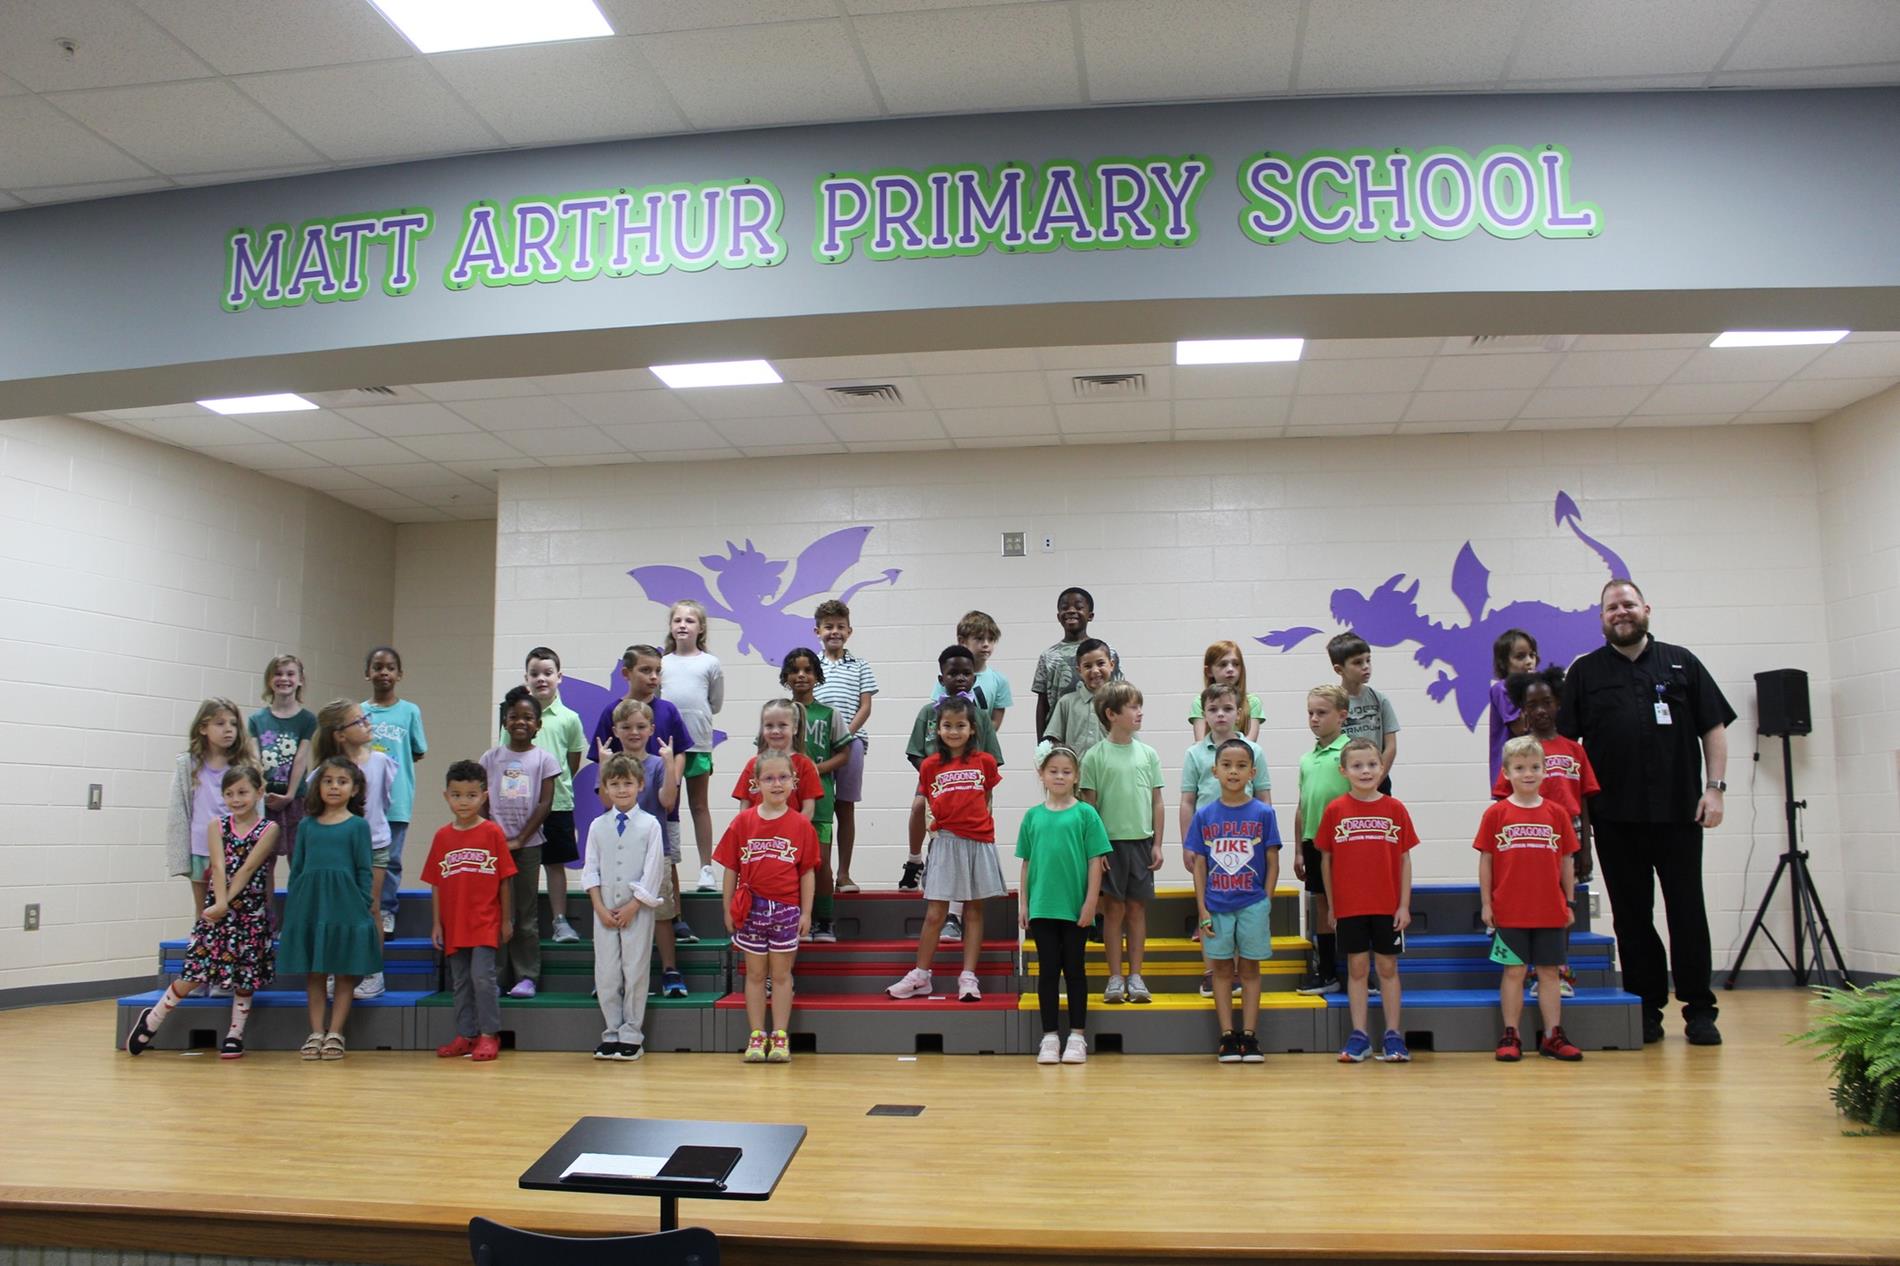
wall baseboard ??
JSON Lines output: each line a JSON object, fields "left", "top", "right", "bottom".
{"left": 1721, "top": 968, "right": 1892, "bottom": 989}
{"left": 0, "top": 976, "right": 157, "bottom": 1012}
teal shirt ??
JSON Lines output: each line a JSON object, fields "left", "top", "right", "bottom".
{"left": 362, "top": 698, "right": 426, "bottom": 823}
{"left": 1180, "top": 732, "right": 1271, "bottom": 811}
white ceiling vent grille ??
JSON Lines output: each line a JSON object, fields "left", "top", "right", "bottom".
{"left": 1450, "top": 335, "right": 1579, "bottom": 354}
{"left": 1071, "top": 373, "right": 1148, "bottom": 398}
{"left": 822, "top": 384, "right": 906, "bottom": 408}
{"left": 304, "top": 385, "right": 425, "bottom": 407}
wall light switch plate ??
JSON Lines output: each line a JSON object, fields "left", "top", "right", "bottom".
{"left": 88, "top": 783, "right": 102, "bottom": 810}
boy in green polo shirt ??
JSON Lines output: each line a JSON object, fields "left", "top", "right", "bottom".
{"left": 1179, "top": 683, "right": 1272, "bottom": 996}
{"left": 1079, "top": 681, "right": 1165, "bottom": 1005}
{"left": 519, "top": 647, "right": 588, "bottom": 945}
{"left": 1294, "top": 683, "right": 1351, "bottom": 995}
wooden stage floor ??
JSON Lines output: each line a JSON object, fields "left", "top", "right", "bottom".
{"left": 1, "top": 991, "right": 1896, "bottom": 1266}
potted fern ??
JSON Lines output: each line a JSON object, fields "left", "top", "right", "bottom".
{"left": 1793, "top": 978, "right": 1900, "bottom": 1134}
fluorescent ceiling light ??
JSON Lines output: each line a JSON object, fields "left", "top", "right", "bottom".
{"left": 1176, "top": 338, "right": 1305, "bottom": 365}
{"left": 1710, "top": 330, "right": 1849, "bottom": 349}
{"left": 369, "top": 0, "right": 612, "bottom": 54}
{"left": 650, "top": 360, "right": 783, "bottom": 389}
{"left": 197, "top": 393, "right": 318, "bottom": 415}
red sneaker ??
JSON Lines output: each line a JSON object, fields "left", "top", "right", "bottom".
{"left": 1539, "top": 1026, "right": 1583, "bottom": 1062}
{"left": 436, "top": 1035, "right": 475, "bottom": 1058}
{"left": 471, "top": 1035, "right": 501, "bottom": 1062}
{"left": 1495, "top": 1026, "right": 1522, "bottom": 1062}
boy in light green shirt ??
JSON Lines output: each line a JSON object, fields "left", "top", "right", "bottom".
{"left": 518, "top": 647, "right": 588, "bottom": 945}
{"left": 1079, "top": 681, "right": 1165, "bottom": 1005}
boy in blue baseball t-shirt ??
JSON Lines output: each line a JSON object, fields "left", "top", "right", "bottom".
{"left": 1187, "top": 739, "right": 1282, "bottom": 1065}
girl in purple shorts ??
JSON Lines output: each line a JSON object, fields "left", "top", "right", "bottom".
{"left": 715, "top": 752, "right": 820, "bottom": 1063}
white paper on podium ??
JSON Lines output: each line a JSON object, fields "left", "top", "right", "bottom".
{"left": 560, "top": 1152, "right": 667, "bottom": 1180}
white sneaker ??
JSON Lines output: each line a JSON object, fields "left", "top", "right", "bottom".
{"left": 886, "top": 967, "right": 933, "bottom": 999}
{"left": 957, "top": 970, "right": 982, "bottom": 1002}
{"left": 381, "top": 911, "right": 396, "bottom": 936}
{"left": 353, "top": 972, "right": 385, "bottom": 999}
{"left": 1103, "top": 974, "right": 1126, "bottom": 1004}
{"left": 1061, "top": 1032, "right": 1088, "bottom": 1064}
{"left": 1036, "top": 1033, "right": 1061, "bottom": 1064}
{"left": 697, "top": 865, "right": 718, "bottom": 892}
{"left": 551, "top": 915, "right": 580, "bottom": 944}
{"left": 940, "top": 914, "right": 963, "bottom": 942}
{"left": 1126, "top": 974, "right": 1152, "bottom": 1004}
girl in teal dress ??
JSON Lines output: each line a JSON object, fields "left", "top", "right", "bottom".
{"left": 278, "top": 757, "right": 382, "bottom": 1059}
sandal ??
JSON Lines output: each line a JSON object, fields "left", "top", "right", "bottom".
{"left": 219, "top": 1034, "right": 244, "bottom": 1060}
{"left": 319, "top": 1032, "right": 346, "bottom": 1060}
{"left": 300, "top": 1032, "right": 324, "bottom": 1061}
{"left": 124, "top": 1006, "right": 158, "bottom": 1057}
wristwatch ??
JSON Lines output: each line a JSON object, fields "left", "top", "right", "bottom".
{"left": 1705, "top": 780, "right": 1727, "bottom": 792}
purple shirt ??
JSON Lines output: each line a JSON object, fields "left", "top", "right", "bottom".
{"left": 480, "top": 745, "right": 561, "bottom": 849}
{"left": 592, "top": 696, "right": 693, "bottom": 768}
{"left": 189, "top": 763, "right": 227, "bottom": 857}
{"left": 1487, "top": 678, "right": 1520, "bottom": 787}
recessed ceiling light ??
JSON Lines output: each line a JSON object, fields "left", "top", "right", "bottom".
{"left": 650, "top": 360, "right": 783, "bottom": 389}
{"left": 197, "top": 394, "right": 319, "bottom": 415}
{"left": 1176, "top": 338, "right": 1305, "bottom": 365}
{"left": 1710, "top": 330, "right": 1850, "bottom": 349}
{"left": 368, "top": 0, "right": 612, "bottom": 54}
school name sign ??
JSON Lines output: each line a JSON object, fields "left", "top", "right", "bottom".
{"left": 221, "top": 143, "right": 1600, "bottom": 312}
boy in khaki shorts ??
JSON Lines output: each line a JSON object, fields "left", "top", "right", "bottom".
{"left": 1079, "top": 681, "right": 1165, "bottom": 1004}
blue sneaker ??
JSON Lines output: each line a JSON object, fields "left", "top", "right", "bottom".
{"left": 1380, "top": 1029, "right": 1411, "bottom": 1062}
{"left": 1338, "top": 1029, "right": 1372, "bottom": 1063}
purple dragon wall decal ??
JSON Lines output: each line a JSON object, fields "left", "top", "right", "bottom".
{"left": 1258, "top": 492, "right": 1631, "bottom": 731}
{"left": 628, "top": 526, "right": 901, "bottom": 669}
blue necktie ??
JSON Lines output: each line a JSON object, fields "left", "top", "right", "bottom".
{"left": 615, "top": 812, "right": 627, "bottom": 836}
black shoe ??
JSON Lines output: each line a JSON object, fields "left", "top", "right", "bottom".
{"left": 1239, "top": 1031, "right": 1265, "bottom": 1064}
{"left": 1643, "top": 1015, "right": 1665, "bottom": 1044}
{"left": 124, "top": 1006, "right": 158, "bottom": 1056}
{"left": 898, "top": 859, "right": 924, "bottom": 890}
{"left": 1217, "top": 1031, "right": 1242, "bottom": 1063}
{"left": 1685, "top": 1015, "right": 1723, "bottom": 1046}
{"left": 593, "top": 1041, "right": 619, "bottom": 1060}
{"left": 614, "top": 1043, "right": 644, "bottom": 1061}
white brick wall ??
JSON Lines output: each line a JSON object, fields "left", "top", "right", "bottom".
{"left": 496, "top": 424, "right": 1860, "bottom": 971}
{"left": 1816, "top": 384, "right": 1900, "bottom": 976}
{"left": 0, "top": 415, "right": 395, "bottom": 992}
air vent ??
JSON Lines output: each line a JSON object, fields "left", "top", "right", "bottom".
{"left": 822, "top": 383, "right": 905, "bottom": 408}
{"left": 1450, "top": 335, "right": 1578, "bottom": 354}
{"left": 302, "top": 385, "right": 426, "bottom": 407}
{"left": 1071, "top": 373, "right": 1147, "bottom": 398}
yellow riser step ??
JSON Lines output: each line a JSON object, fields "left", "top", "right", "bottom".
{"left": 1021, "top": 959, "right": 1304, "bottom": 977}
{"left": 1026, "top": 935, "right": 1311, "bottom": 959}
{"left": 1016, "top": 991, "right": 1325, "bottom": 1011}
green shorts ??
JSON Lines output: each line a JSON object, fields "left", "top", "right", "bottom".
{"left": 1204, "top": 901, "right": 1274, "bottom": 961}
{"left": 684, "top": 751, "right": 714, "bottom": 779}
{"left": 188, "top": 855, "right": 210, "bottom": 882}
{"left": 815, "top": 820, "right": 834, "bottom": 846}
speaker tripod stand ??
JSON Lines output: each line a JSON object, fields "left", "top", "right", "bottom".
{"left": 1724, "top": 732, "right": 1849, "bottom": 990}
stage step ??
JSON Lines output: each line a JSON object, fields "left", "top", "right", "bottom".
{"left": 415, "top": 991, "right": 714, "bottom": 1054}
{"left": 711, "top": 990, "right": 1018, "bottom": 1054}
{"left": 539, "top": 935, "right": 731, "bottom": 995}
{"left": 115, "top": 988, "right": 426, "bottom": 1052}
{"left": 1403, "top": 883, "right": 1595, "bottom": 935}
{"left": 1319, "top": 987, "right": 1644, "bottom": 1052}
{"left": 739, "top": 959, "right": 1020, "bottom": 994}
{"left": 1012, "top": 989, "right": 1327, "bottom": 1055}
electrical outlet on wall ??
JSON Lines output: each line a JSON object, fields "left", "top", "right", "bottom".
{"left": 24, "top": 904, "right": 40, "bottom": 932}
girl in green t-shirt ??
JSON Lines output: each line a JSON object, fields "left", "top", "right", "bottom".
{"left": 1016, "top": 742, "right": 1110, "bottom": 1066}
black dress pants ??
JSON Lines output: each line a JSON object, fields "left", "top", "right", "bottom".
{"left": 1593, "top": 818, "right": 1716, "bottom": 1022}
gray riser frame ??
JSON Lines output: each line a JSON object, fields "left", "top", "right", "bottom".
{"left": 1400, "top": 885, "right": 1594, "bottom": 936}
{"left": 116, "top": 1001, "right": 412, "bottom": 1052}
{"left": 1320, "top": 999, "right": 1643, "bottom": 1052}
{"left": 789, "top": 943, "right": 1015, "bottom": 966}
{"left": 826, "top": 893, "right": 1022, "bottom": 941}
{"left": 1014, "top": 1003, "right": 1327, "bottom": 1055}
{"left": 743, "top": 967, "right": 1024, "bottom": 995}
{"left": 1146, "top": 893, "right": 1301, "bottom": 939}
{"left": 713, "top": 1004, "right": 1015, "bottom": 1055}
{"left": 536, "top": 967, "right": 729, "bottom": 995}
{"left": 1022, "top": 968, "right": 1304, "bottom": 994}
{"left": 162, "top": 964, "right": 439, "bottom": 994}
{"left": 1398, "top": 966, "right": 1618, "bottom": 991}
{"left": 421, "top": 1002, "right": 714, "bottom": 1053}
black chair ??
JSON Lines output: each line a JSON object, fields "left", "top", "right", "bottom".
{"left": 469, "top": 1216, "right": 719, "bottom": 1266}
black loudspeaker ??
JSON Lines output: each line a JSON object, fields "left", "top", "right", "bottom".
{"left": 1755, "top": 668, "right": 1812, "bottom": 737}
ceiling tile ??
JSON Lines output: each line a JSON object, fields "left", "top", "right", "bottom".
{"left": 1285, "top": 422, "right": 1398, "bottom": 438}
{"left": 1418, "top": 353, "right": 1560, "bottom": 392}
{"left": 1517, "top": 384, "right": 1652, "bottom": 418}
{"left": 292, "top": 436, "right": 425, "bottom": 465}
{"left": 170, "top": 162, "right": 329, "bottom": 186}
{"left": 1619, "top": 413, "right": 1737, "bottom": 429}
{"left": 680, "top": 384, "right": 816, "bottom": 420}
{"left": 601, "top": 0, "right": 841, "bottom": 33}
{"left": 1631, "top": 381, "right": 1775, "bottom": 415}
{"left": 381, "top": 504, "right": 455, "bottom": 522}
{"left": 559, "top": 391, "right": 699, "bottom": 426}
{"left": 952, "top": 433, "right": 1061, "bottom": 449}
{"left": 1667, "top": 345, "right": 1828, "bottom": 383}
{"left": 793, "top": 377, "right": 932, "bottom": 413}
{"left": 641, "top": 21, "right": 879, "bottom": 129}
{"left": 1506, "top": 416, "right": 1621, "bottom": 432}
{"left": 230, "top": 409, "right": 373, "bottom": 441}
{"left": 447, "top": 396, "right": 588, "bottom": 431}
{"left": 1172, "top": 363, "right": 1299, "bottom": 398}
{"left": 413, "top": 377, "right": 544, "bottom": 401}
{"left": 1402, "top": 388, "right": 1534, "bottom": 423}
{"left": 710, "top": 415, "right": 839, "bottom": 447}
{"left": 1033, "top": 343, "right": 1174, "bottom": 370}
{"left": 1054, "top": 400, "right": 1171, "bottom": 433}
{"left": 531, "top": 367, "right": 666, "bottom": 394}
{"left": 0, "top": 97, "right": 154, "bottom": 186}
{"left": 598, "top": 421, "right": 728, "bottom": 452}
{"left": 1753, "top": 377, "right": 1900, "bottom": 413}
{"left": 1507, "top": 0, "right": 1759, "bottom": 79}
{"left": 442, "top": 458, "right": 542, "bottom": 486}
{"left": 236, "top": 61, "right": 497, "bottom": 162}
{"left": 1079, "top": 0, "right": 1299, "bottom": 101}
{"left": 1396, "top": 417, "right": 1513, "bottom": 434}
{"left": 1794, "top": 342, "right": 1900, "bottom": 380}
{"left": 407, "top": 484, "right": 496, "bottom": 510}
{"left": 539, "top": 453, "right": 630, "bottom": 467}
{"left": 1303, "top": 337, "right": 1446, "bottom": 359}
{"left": 0, "top": 0, "right": 210, "bottom": 91}
{"left": 738, "top": 443, "right": 848, "bottom": 457}
{"left": 50, "top": 79, "right": 319, "bottom": 175}
{"left": 918, "top": 372, "right": 1050, "bottom": 410}
{"left": 104, "top": 401, "right": 218, "bottom": 420}
{"left": 129, "top": 415, "right": 268, "bottom": 446}
{"left": 905, "top": 348, "right": 1043, "bottom": 374}
{"left": 1567, "top": 333, "right": 1717, "bottom": 351}
{"left": 488, "top": 425, "right": 627, "bottom": 456}
{"left": 856, "top": 4, "right": 1081, "bottom": 113}
{"left": 1289, "top": 393, "right": 1410, "bottom": 426}
{"left": 132, "top": 0, "right": 413, "bottom": 74}
{"left": 200, "top": 441, "right": 332, "bottom": 470}
{"left": 358, "top": 462, "right": 481, "bottom": 491}
{"left": 1299, "top": 0, "right": 1520, "bottom": 92}
{"left": 431, "top": 38, "right": 685, "bottom": 145}
{"left": 330, "top": 486, "right": 430, "bottom": 512}
{"left": 641, "top": 448, "right": 741, "bottom": 463}
{"left": 814, "top": 410, "right": 946, "bottom": 443}
{"left": 1173, "top": 397, "right": 1290, "bottom": 429}
{"left": 1172, "top": 426, "right": 1284, "bottom": 442}
{"left": 844, "top": 0, "right": 1023, "bottom": 11}
{"left": 845, "top": 438, "right": 949, "bottom": 453}
{"left": 775, "top": 354, "right": 915, "bottom": 381}
{"left": 395, "top": 432, "right": 529, "bottom": 462}
{"left": 1735, "top": 409, "right": 1832, "bottom": 426}
{"left": 1725, "top": 0, "right": 1900, "bottom": 70}
{"left": 13, "top": 176, "right": 173, "bottom": 204}
{"left": 0, "top": 70, "right": 25, "bottom": 95}
{"left": 1297, "top": 356, "right": 1432, "bottom": 395}
{"left": 1542, "top": 349, "right": 1695, "bottom": 388}
{"left": 938, "top": 405, "right": 1059, "bottom": 438}
{"left": 268, "top": 466, "right": 379, "bottom": 492}
{"left": 336, "top": 402, "right": 478, "bottom": 437}
{"left": 1711, "top": 64, "right": 1900, "bottom": 88}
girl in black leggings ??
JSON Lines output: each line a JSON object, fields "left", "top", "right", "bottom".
{"left": 1016, "top": 743, "right": 1109, "bottom": 1065}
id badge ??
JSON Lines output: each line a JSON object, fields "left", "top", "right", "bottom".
{"left": 1654, "top": 701, "right": 1673, "bottom": 726}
